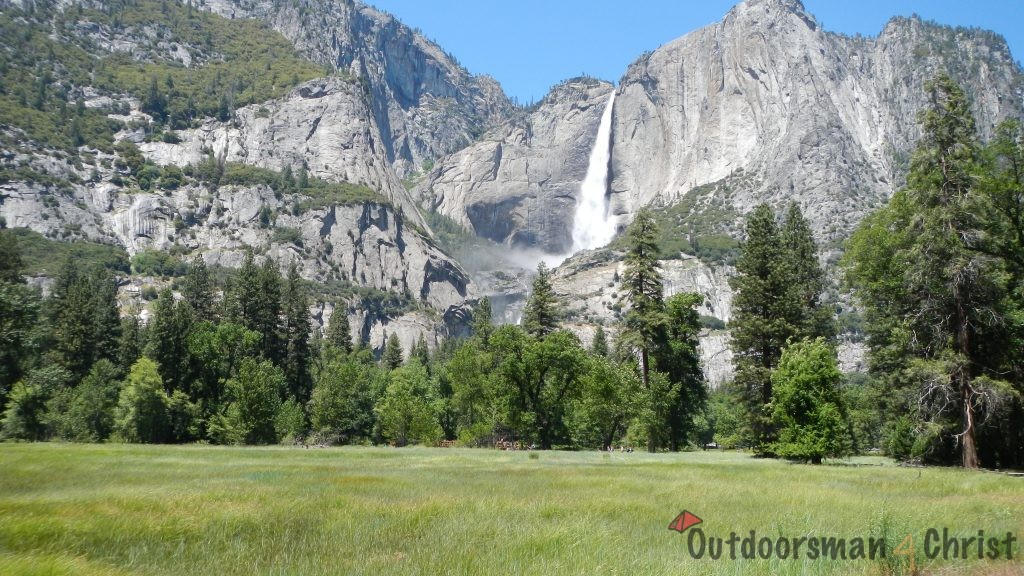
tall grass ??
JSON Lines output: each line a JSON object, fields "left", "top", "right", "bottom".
{"left": 0, "top": 445, "right": 1019, "bottom": 575}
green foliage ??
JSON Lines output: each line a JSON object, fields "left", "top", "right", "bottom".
{"left": 225, "top": 358, "right": 284, "bottom": 445}
{"left": 181, "top": 256, "right": 216, "bottom": 319}
{"left": 8, "top": 228, "right": 128, "bottom": 276}
{"left": 131, "top": 248, "right": 187, "bottom": 277}
{"left": 769, "top": 339, "right": 851, "bottom": 463}
{"left": 568, "top": 355, "right": 639, "bottom": 449}
{"left": 48, "top": 261, "right": 122, "bottom": 379}
{"left": 375, "top": 362, "right": 441, "bottom": 446}
{"left": 145, "top": 288, "right": 194, "bottom": 394}
{"left": 728, "top": 203, "right": 831, "bottom": 454}
{"left": 490, "top": 327, "right": 586, "bottom": 449}
{"left": 618, "top": 209, "right": 664, "bottom": 393}
{"left": 607, "top": 179, "right": 742, "bottom": 264}
{"left": 325, "top": 307, "right": 353, "bottom": 355}
{"left": 590, "top": 325, "right": 608, "bottom": 357}
{"left": 275, "top": 397, "right": 306, "bottom": 444}
{"left": 310, "top": 356, "right": 380, "bottom": 443}
{"left": 271, "top": 226, "right": 304, "bottom": 247}
{"left": 114, "top": 358, "right": 169, "bottom": 444}
{"left": 1, "top": 365, "right": 70, "bottom": 441}
{"left": 0, "top": 278, "right": 41, "bottom": 394}
{"left": 844, "top": 74, "right": 1023, "bottom": 468}
{"left": 281, "top": 263, "right": 312, "bottom": 403}
{"left": 46, "top": 359, "right": 120, "bottom": 442}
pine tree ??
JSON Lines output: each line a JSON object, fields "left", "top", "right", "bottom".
{"left": 145, "top": 289, "right": 193, "bottom": 395}
{"left": 781, "top": 203, "right": 833, "bottom": 340}
{"left": 523, "top": 262, "right": 560, "bottom": 339}
{"left": 326, "top": 305, "right": 352, "bottom": 354}
{"left": 411, "top": 333, "right": 430, "bottom": 367}
{"left": 591, "top": 325, "right": 608, "bottom": 357}
{"left": 471, "top": 297, "right": 493, "bottom": 344}
{"left": 118, "top": 313, "right": 143, "bottom": 377}
{"left": 618, "top": 209, "right": 664, "bottom": 389}
{"left": 0, "top": 230, "right": 38, "bottom": 394}
{"left": 0, "top": 228, "right": 24, "bottom": 284}
{"left": 382, "top": 333, "right": 404, "bottom": 370}
{"left": 181, "top": 255, "right": 215, "bottom": 319}
{"left": 49, "top": 262, "right": 121, "bottom": 380}
{"left": 845, "top": 74, "right": 1010, "bottom": 468}
{"left": 281, "top": 263, "right": 311, "bottom": 403}
{"left": 727, "top": 202, "right": 832, "bottom": 454}
{"left": 226, "top": 253, "right": 282, "bottom": 363}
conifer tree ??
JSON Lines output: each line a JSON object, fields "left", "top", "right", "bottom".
{"left": 382, "top": 333, "right": 404, "bottom": 370}
{"left": 728, "top": 201, "right": 833, "bottom": 454}
{"left": 471, "top": 297, "right": 493, "bottom": 344}
{"left": 326, "top": 305, "right": 352, "bottom": 354}
{"left": 145, "top": 289, "right": 194, "bottom": 395}
{"left": 281, "top": 263, "right": 311, "bottom": 403}
{"left": 845, "top": 74, "right": 1012, "bottom": 468}
{"left": 618, "top": 209, "right": 664, "bottom": 389}
{"left": 523, "top": 262, "right": 560, "bottom": 339}
{"left": 591, "top": 325, "right": 608, "bottom": 358}
{"left": 181, "top": 255, "right": 215, "bottom": 320}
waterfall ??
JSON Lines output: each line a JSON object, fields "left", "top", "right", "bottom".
{"left": 570, "top": 91, "right": 617, "bottom": 252}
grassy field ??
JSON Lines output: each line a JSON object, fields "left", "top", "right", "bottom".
{"left": 0, "top": 445, "right": 1020, "bottom": 575}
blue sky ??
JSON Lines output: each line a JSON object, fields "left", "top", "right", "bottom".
{"left": 368, "top": 1, "right": 1024, "bottom": 105}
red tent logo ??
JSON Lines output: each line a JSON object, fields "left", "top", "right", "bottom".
{"left": 668, "top": 511, "right": 702, "bottom": 533}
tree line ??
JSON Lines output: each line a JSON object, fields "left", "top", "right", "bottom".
{"left": 0, "top": 214, "right": 711, "bottom": 450}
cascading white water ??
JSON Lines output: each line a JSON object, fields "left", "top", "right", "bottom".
{"left": 570, "top": 91, "right": 617, "bottom": 252}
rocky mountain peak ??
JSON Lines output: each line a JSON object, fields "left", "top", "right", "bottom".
{"left": 198, "top": 0, "right": 515, "bottom": 177}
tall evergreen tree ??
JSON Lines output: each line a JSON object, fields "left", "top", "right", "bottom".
{"left": 781, "top": 203, "right": 834, "bottom": 340}
{"left": 181, "top": 255, "right": 215, "bottom": 320}
{"left": 325, "top": 305, "right": 353, "bottom": 354}
{"left": 522, "top": 262, "right": 560, "bottom": 339}
{"left": 618, "top": 209, "right": 664, "bottom": 390}
{"left": 281, "top": 263, "right": 311, "bottom": 403}
{"left": 117, "top": 313, "right": 143, "bottom": 377}
{"left": 846, "top": 74, "right": 1012, "bottom": 468}
{"left": 0, "top": 229, "right": 38, "bottom": 395}
{"left": 382, "top": 333, "right": 404, "bottom": 370}
{"left": 411, "top": 333, "right": 430, "bottom": 367}
{"left": 145, "top": 289, "right": 194, "bottom": 395}
{"left": 729, "top": 202, "right": 830, "bottom": 454}
{"left": 49, "top": 261, "right": 121, "bottom": 380}
{"left": 591, "top": 325, "right": 608, "bottom": 358}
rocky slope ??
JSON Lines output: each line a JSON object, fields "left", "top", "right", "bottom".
{"left": 197, "top": 0, "right": 514, "bottom": 177}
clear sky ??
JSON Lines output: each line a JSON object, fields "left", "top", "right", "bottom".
{"left": 367, "top": 1, "right": 1023, "bottom": 105}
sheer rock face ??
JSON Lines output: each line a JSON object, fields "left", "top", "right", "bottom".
{"left": 608, "top": 0, "right": 1023, "bottom": 245}
{"left": 412, "top": 79, "right": 615, "bottom": 253}
{"left": 140, "top": 77, "right": 426, "bottom": 228}
{"left": 200, "top": 0, "right": 514, "bottom": 177}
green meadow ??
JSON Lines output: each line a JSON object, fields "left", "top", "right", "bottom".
{"left": 0, "top": 445, "right": 1020, "bottom": 575}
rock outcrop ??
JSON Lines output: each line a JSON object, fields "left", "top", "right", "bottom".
{"left": 198, "top": 0, "right": 514, "bottom": 177}
{"left": 140, "top": 77, "right": 426, "bottom": 228}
